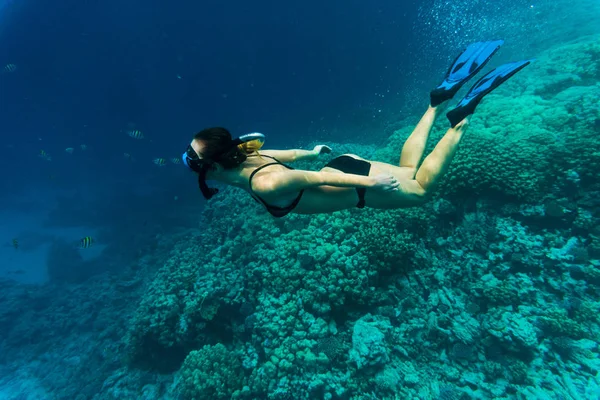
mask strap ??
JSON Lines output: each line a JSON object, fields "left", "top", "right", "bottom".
{"left": 198, "top": 165, "right": 219, "bottom": 199}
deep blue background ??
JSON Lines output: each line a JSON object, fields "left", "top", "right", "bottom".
{"left": 0, "top": 0, "right": 428, "bottom": 197}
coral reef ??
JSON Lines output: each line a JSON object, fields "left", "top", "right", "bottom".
{"left": 117, "top": 35, "right": 600, "bottom": 399}
{"left": 3, "top": 26, "right": 600, "bottom": 400}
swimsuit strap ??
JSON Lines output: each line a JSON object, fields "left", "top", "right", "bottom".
{"left": 247, "top": 154, "right": 290, "bottom": 186}
{"left": 247, "top": 154, "right": 304, "bottom": 217}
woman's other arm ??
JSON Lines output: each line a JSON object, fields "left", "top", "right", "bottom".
{"left": 253, "top": 170, "right": 399, "bottom": 195}
{"left": 260, "top": 145, "right": 331, "bottom": 163}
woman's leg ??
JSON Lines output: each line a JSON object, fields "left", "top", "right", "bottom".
{"left": 398, "top": 106, "right": 442, "bottom": 178}
{"left": 414, "top": 119, "right": 469, "bottom": 193}
{"left": 364, "top": 118, "right": 468, "bottom": 209}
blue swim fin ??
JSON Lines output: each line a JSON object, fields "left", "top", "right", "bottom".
{"left": 446, "top": 59, "right": 534, "bottom": 128}
{"left": 430, "top": 40, "right": 504, "bottom": 107}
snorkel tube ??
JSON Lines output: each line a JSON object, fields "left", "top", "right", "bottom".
{"left": 235, "top": 132, "right": 265, "bottom": 144}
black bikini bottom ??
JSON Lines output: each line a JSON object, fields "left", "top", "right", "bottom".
{"left": 324, "top": 155, "right": 372, "bottom": 208}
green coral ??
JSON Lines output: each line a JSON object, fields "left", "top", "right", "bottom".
{"left": 177, "top": 343, "right": 243, "bottom": 400}
{"left": 482, "top": 361, "right": 504, "bottom": 381}
{"left": 538, "top": 308, "right": 590, "bottom": 339}
{"left": 125, "top": 234, "right": 245, "bottom": 370}
{"left": 354, "top": 207, "right": 432, "bottom": 274}
{"left": 582, "top": 265, "right": 600, "bottom": 286}
{"left": 357, "top": 224, "right": 415, "bottom": 271}
{"left": 506, "top": 360, "right": 530, "bottom": 385}
{"left": 482, "top": 282, "right": 519, "bottom": 306}
{"left": 315, "top": 335, "right": 347, "bottom": 361}
{"left": 572, "top": 300, "right": 600, "bottom": 324}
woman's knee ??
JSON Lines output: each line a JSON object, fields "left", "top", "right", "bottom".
{"left": 400, "top": 180, "right": 432, "bottom": 205}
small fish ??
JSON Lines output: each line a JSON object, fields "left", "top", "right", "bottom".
{"left": 12, "top": 238, "right": 18, "bottom": 249}
{"left": 3, "top": 64, "right": 16, "bottom": 73}
{"left": 128, "top": 130, "right": 144, "bottom": 139}
{"left": 123, "top": 153, "right": 134, "bottom": 161}
{"left": 65, "top": 147, "right": 74, "bottom": 154}
{"left": 79, "top": 236, "right": 94, "bottom": 249}
{"left": 80, "top": 144, "right": 88, "bottom": 151}
{"left": 171, "top": 157, "right": 181, "bottom": 165}
{"left": 39, "top": 150, "right": 51, "bottom": 161}
{"left": 153, "top": 158, "right": 167, "bottom": 166}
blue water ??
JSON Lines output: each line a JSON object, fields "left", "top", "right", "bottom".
{"left": 1, "top": 0, "right": 599, "bottom": 399}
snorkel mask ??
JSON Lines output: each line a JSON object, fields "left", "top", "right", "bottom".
{"left": 182, "top": 132, "right": 265, "bottom": 200}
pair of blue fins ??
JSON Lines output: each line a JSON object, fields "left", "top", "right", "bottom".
{"left": 431, "top": 40, "right": 533, "bottom": 128}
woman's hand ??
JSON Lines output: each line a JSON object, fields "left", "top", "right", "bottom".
{"left": 371, "top": 174, "right": 400, "bottom": 191}
{"left": 313, "top": 145, "right": 332, "bottom": 155}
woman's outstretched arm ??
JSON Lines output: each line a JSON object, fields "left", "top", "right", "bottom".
{"left": 260, "top": 145, "right": 331, "bottom": 163}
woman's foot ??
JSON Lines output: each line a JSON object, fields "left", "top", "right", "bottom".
{"left": 430, "top": 40, "right": 504, "bottom": 107}
{"left": 446, "top": 59, "right": 534, "bottom": 128}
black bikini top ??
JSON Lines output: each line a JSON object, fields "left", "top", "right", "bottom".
{"left": 248, "top": 155, "right": 304, "bottom": 218}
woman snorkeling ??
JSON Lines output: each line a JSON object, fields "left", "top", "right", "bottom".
{"left": 182, "top": 41, "right": 532, "bottom": 218}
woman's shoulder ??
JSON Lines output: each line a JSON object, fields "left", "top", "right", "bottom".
{"left": 248, "top": 164, "right": 284, "bottom": 193}
{"left": 248, "top": 161, "right": 305, "bottom": 192}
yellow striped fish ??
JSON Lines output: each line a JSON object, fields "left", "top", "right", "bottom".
{"left": 153, "top": 158, "right": 167, "bottom": 166}
{"left": 171, "top": 157, "right": 181, "bottom": 165}
{"left": 128, "top": 130, "right": 144, "bottom": 139}
{"left": 79, "top": 236, "right": 94, "bottom": 248}
{"left": 4, "top": 64, "right": 17, "bottom": 73}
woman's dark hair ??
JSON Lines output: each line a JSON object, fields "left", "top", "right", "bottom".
{"left": 191, "top": 127, "right": 264, "bottom": 200}
{"left": 193, "top": 127, "right": 233, "bottom": 160}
